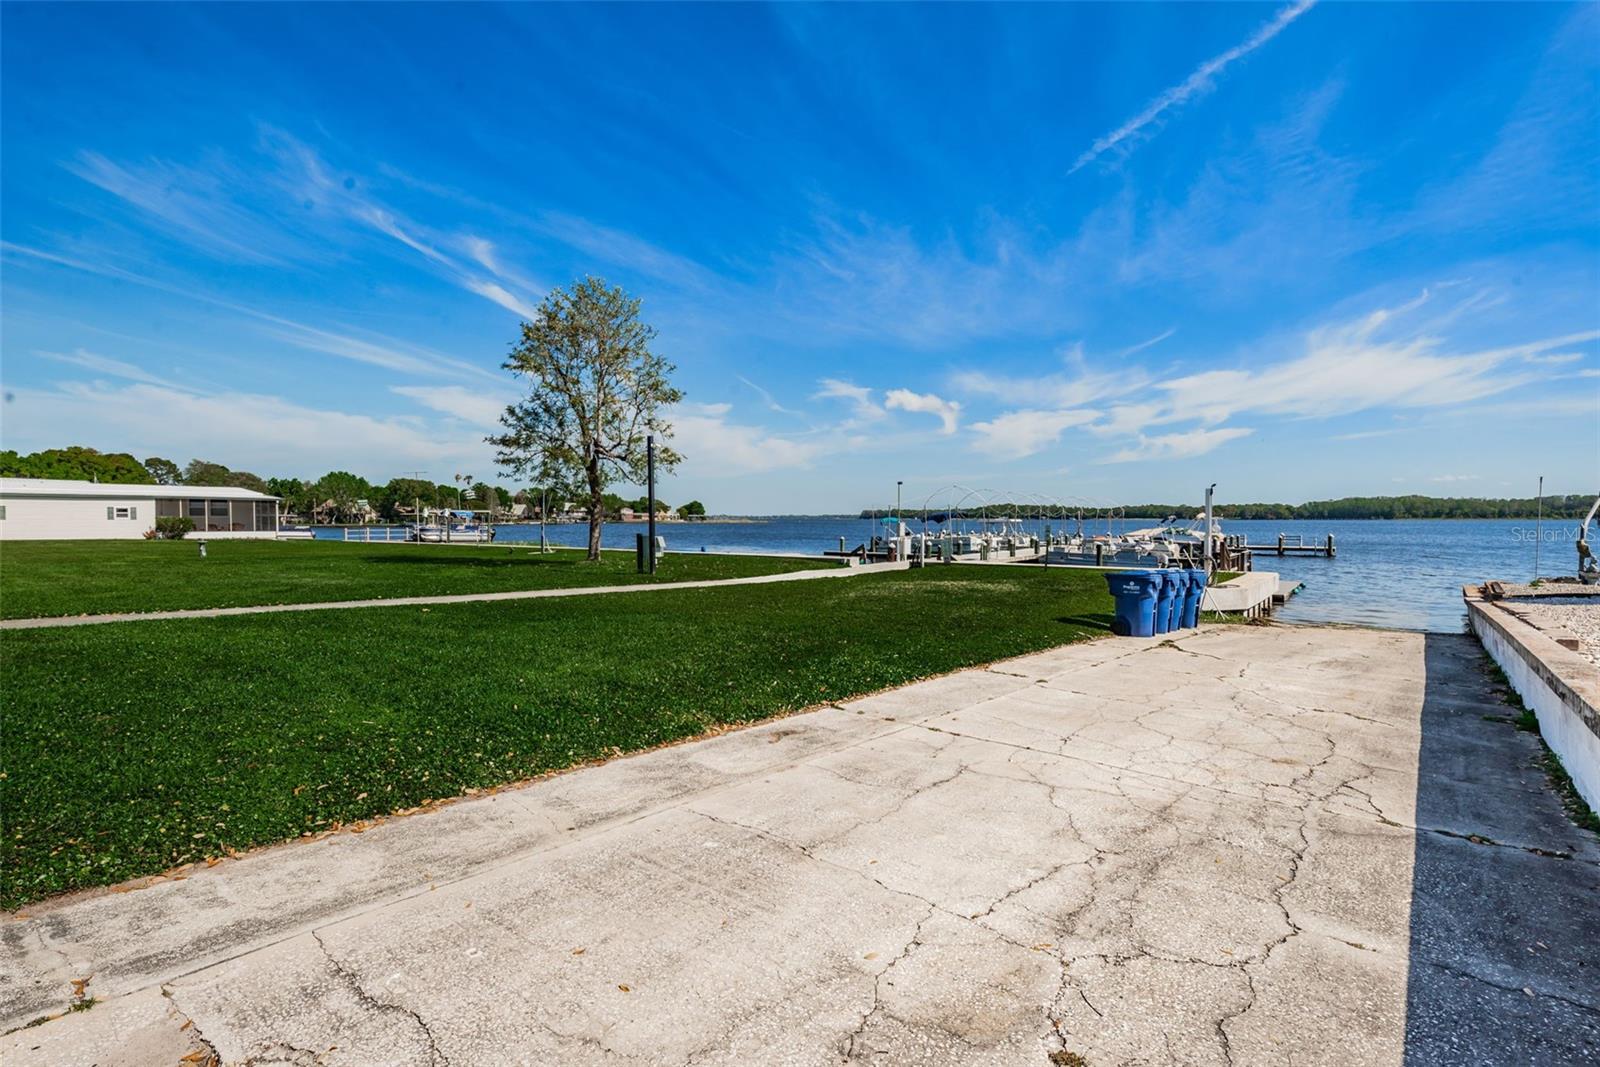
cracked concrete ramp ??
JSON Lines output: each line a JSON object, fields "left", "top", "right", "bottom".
{"left": 4, "top": 627, "right": 1598, "bottom": 1065}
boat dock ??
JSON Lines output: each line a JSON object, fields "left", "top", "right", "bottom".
{"left": 1246, "top": 532, "right": 1336, "bottom": 557}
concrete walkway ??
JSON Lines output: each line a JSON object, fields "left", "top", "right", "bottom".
{"left": 4, "top": 626, "right": 1597, "bottom": 1065}
{"left": 0, "top": 561, "right": 903, "bottom": 630}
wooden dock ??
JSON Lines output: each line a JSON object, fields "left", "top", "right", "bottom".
{"left": 1246, "top": 533, "right": 1336, "bottom": 558}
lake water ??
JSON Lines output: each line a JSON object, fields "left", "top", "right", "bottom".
{"left": 314, "top": 516, "right": 1585, "bottom": 633}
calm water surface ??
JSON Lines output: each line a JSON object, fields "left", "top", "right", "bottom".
{"left": 316, "top": 516, "right": 1582, "bottom": 633}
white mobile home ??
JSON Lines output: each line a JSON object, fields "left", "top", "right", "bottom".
{"left": 0, "top": 478, "right": 281, "bottom": 541}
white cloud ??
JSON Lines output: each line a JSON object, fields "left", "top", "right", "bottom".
{"left": 1332, "top": 428, "right": 1407, "bottom": 441}
{"left": 1084, "top": 403, "right": 1166, "bottom": 438}
{"left": 1156, "top": 309, "right": 1597, "bottom": 425}
{"left": 39, "top": 349, "right": 193, "bottom": 392}
{"left": 1101, "top": 427, "right": 1253, "bottom": 463}
{"left": 813, "top": 378, "right": 883, "bottom": 420}
{"left": 4, "top": 239, "right": 498, "bottom": 383}
{"left": 1116, "top": 328, "right": 1177, "bottom": 359}
{"left": 884, "top": 388, "right": 961, "bottom": 434}
{"left": 1429, "top": 474, "right": 1480, "bottom": 483}
{"left": 969, "top": 409, "right": 1098, "bottom": 457}
{"left": 953, "top": 345, "right": 1148, "bottom": 409}
{"left": 255, "top": 316, "right": 495, "bottom": 381}
{"left": 1, "top": 381, "right": 494, "bottom": 479}
{"left": 736, "top": 376, "right": 802, "bottom": 417}
{"left": 465, "top": 279, "right": 539, "bottom": 319}
{"left": 537, "top": 212, "right": 719, "bottom": 291}
{"left": 1070, "top": 1, "right": 1318, "bottom": 173}
{"left": 65, "top": 151, "right": 302, "bottom": 265}
{"left": 391, "top": 385, "right": 513, "bottom": 427}
{"left": 669, "top": 405, "right": 824, "bottom": 474}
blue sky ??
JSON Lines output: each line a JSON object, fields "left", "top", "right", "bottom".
{"left": 2, "top": 1, "right": 1596, "bottom": 512}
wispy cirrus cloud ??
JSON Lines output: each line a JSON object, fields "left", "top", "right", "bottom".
{"left": 1101, "top": 427, "right": 1254, "bottom": 464}
{"left": 391, "top": 385, "right": 515, "bottom": 427}
{"left": 1070, "top": 0, "right": 1318, "bottom": 173}
{"left": 969, "top": 408, "right": 1098, "bottom": 457}
{"left": 1156, "top": 309, "right": 1598, "bottom": 425}
{"left": 38, "top": 348, "right": 193, "bottom": 392}
{"left": 953, "top": 286, "right": 1596, "bottom": 465}
{"left": 1, "top": 380, "right": 494, "bottom": 478}
{"left": 65, "top": 150, "right": 306, "bottom": 266}
{"left": 3, "top": 240, "right": 497, "bottom": 383}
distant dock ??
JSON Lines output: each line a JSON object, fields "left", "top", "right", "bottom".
{"left": 1246, "top": 532, "right": 1336, "bottom": 558}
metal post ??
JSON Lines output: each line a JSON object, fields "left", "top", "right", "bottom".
{"left": 540, "top": 487, "right": 548, "bottom": 553}
{"left": 896, "top": 480, "right": 903, "bottom": 562}
{"left": 646, "top": 435, "right": 657, "bottom": 574}
{"left": 1204, "top": 484, "right": 1216, "bottom": 574}
{"left": 1534, "top": 475, "right": 1543, "bottom": 580}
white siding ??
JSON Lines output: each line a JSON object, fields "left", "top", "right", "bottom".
{"left": 0, "top": 494, "right": 159, "bottom": 540}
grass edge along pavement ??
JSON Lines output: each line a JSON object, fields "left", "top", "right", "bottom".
{"left": 0, "top": 565, "right": 1116, "bottom": 908}
{"left": 1480, "top": 655, "right": 1600, "bottom": 836}
{"left": 0, "top": 540, "right": 827, "bottom": 620}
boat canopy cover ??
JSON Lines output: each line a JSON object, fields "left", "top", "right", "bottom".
{"left": 926, "top": 513, "right": 951, "bottom": 524}
{"left": 450, "top": 509, "right": 475, "bottom": 519}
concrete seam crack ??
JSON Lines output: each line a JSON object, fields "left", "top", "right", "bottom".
{"left": 311, "top": 929, "right": 450, "bottom": 1066}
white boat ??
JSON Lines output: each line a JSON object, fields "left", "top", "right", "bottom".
{"left": 1044, "top": 512, "right": 1222, "bottom": 569}
{"left": 411, "top": 509, "right": 493, "bottom": 543}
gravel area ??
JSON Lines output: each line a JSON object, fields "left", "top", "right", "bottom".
{"left": 1517, "top": 599, "right": 1600, "bottom": 669}
{"left": 1497, "top": 580, "right": 1597, "bottom": 597}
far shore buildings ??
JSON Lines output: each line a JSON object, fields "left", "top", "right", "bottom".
{"left": 0, "top": 478, "right": 280, "bottom": 540}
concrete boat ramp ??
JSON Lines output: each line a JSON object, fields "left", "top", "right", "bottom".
{"left": 4, "top": 625, "right": 1597, "bottom": 1066}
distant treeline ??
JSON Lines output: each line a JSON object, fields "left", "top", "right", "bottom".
{"left": 0, "top": 446, "right": 707, "bottom": 522}
{"left": 860, "top": 494, "right": 1598, "bottom": 521}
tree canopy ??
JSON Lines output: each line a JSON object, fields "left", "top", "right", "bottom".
{"left": 143, "top": 457, "right": 181, "bottom": 485}
{"left": 312, "top": 471, "right": 372, "bottom": 522}
{"left": 2, "top": 446, "right": 153, "bottom": 484}
{"left": 489, "top": 277, "right": 683, "bottom": 559}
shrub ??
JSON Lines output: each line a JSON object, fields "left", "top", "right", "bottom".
{"left": 155, "top": 516, "right": 195, "bottom": 540}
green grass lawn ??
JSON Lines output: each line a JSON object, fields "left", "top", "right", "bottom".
{"left": 1, "top": 566, "right": 1114, "bottom": 907}
{"left": 0, "top": 539, "right": 826, "bottom": 619}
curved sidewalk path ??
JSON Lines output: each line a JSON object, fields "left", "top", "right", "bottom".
{"left": 0, "top": 560, "right": 909, "bottom": 630}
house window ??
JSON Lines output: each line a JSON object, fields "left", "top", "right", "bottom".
{"left": 0, "top": 505, "right": 7, "bottom": 520}
{"left": 188, "top": 500, "right": 207, "bottom": 519}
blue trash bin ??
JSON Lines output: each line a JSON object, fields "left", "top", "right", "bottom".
{"left": 1163, "top": 570, "right": 1188, "bottom": 631}
{"left": 1102, "top": 570, "right": 1161, "bottom": 637}
{"left": 1153, "top": 570, "right": 1181, "bottom": 634}
{"left": 1180, "top": 569, "right": 1208, "bottom": 629}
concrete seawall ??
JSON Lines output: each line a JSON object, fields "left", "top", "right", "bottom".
{"left": 1201, "top": 570, "right": 1280, "bottom": 619}
{"left": 1465, "top": 586, "right": 1600, "bottom": 810}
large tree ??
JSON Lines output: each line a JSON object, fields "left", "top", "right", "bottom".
{"left": 312, "top": 471, "right": 372, "bottom": 523}
{"left": 182, "top": 459, "right": 232, "bottom": 486}
{"left": 489, "top": 278, "right": 682, "bottom": 559}
{"left": 143, "top": 456, "right": 181, "bottom": 484}
{"left": 378, "top": 478, "right": 438, "bottom": 520}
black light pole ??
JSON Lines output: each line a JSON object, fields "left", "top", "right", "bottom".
{"left": 646, "top": 434, "right": 658, "bottom": 574}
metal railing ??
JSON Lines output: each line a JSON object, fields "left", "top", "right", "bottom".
{"left": 342, "top": 526, "right": 409, "bottom": 543}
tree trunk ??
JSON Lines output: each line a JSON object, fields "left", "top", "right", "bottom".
{"left": 586, "top": 456, "right": 604, "bottom": 561}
